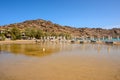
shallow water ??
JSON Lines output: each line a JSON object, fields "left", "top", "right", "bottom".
{"left": 0, "top": 43, "right": 120, "bottom": 80}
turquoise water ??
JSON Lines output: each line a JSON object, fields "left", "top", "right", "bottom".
{"left": 100, "top": 38, "right": 120, "bottom": 42}
{"left": 76, "top": 38, "right": 120, "bottom": 42}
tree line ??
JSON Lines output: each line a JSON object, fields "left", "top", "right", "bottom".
{"left": 0, "top": 27, "right": 71, "bottom": 41}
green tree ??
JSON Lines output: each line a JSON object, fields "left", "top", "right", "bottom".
{"left": 64, "top": 33, "right": 71, "bottom": 40}
{"left": 50, "top": 32, "right": 58, "bottom": 38}
{"left": 11, "top": 33, "right": 16, "bottom": 40}
{"left": 0, "top": 33, "right": 6, "bottom": 41}
{"left": 10, "top": 27, "right": 21, "bottom": 40}
{"left": 25, "top": 28, "right": 36, "bottom": 39}
{"left": 35, "top": 29, "right": 44, "bottom": 39}
{"left": 44, "top": 32, "right": 50, "bottom": 37}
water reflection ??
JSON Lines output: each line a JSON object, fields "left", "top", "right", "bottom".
{"left": 1, "top": 43, "right": 120, "bottom": 57}
{"left": 0, "top": 43, "right": 62, "bottom": 57}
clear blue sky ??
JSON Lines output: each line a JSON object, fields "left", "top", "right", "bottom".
{"left": 0, "top": 0, "right": 120, "bottom": 29}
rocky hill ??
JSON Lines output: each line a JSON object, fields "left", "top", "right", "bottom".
{"left": 1, "top": 19, "right": 120, "bottom": 38}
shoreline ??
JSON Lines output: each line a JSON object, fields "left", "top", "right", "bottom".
{"left": 0, "top": 40, "right": 120, "bottom": 45}
{"left": 0, "top": 40, "right": 36, "bottom": 44}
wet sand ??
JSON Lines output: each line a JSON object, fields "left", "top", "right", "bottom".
{"left": 0, "top": 40, "right": 35, "bottom": 44}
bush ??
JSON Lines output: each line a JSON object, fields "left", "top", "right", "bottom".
{"left": 35, "top": 29, "right": 43, "bottom": 39}
{"left": 10, "top": 27, "right": 21, "bottom": 40}
{"left": 0, "top": 33, "right": 6, "bottom": 41}
{"left": 11, "top": 33, "right": 16, "bottom": 40}
{"left": 25, "top": 28, "right": 36, "bottom": 39}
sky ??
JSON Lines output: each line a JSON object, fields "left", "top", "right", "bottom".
{"left": 0, "top": 0, "right": 120, "bottom": 29}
